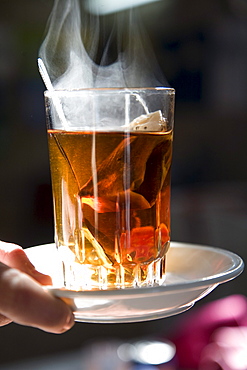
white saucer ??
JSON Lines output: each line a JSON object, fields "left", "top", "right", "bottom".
{"left": 26, "top": 242, "right": 244, "bottom": 323}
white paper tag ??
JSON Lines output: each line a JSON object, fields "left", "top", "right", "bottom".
{"left": 129, "top": 110, "right": 167, "bottom": 131}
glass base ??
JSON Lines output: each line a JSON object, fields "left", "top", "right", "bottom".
{"left": 60, "top": 251, "right": 167, "bottom": 290}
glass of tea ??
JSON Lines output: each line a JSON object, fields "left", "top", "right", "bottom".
{"left": 45, "top": 87, "right": 175, "bottom": 290}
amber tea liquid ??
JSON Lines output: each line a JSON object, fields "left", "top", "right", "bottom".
{"left": 48, "top": 129, "right": 173, "bottom": 290}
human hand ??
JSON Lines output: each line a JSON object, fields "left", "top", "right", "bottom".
{"left": 0, "top": 241, "right": 74, "bottom": 333}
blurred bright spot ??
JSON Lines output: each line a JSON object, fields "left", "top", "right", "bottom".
{"left": 117, "top": 343, "right": 136, "bottom": 362}
{"left": 216, "top": 327, "right": 247, "bottom": 369}
{"left": 200, "top": 327, "right": 247, "bottom": 370}
{"left": 118, "top": 340, "right": 176, "bottom": 365}
{"left": 85, "top": 0, "right": 162, "bottom": 15}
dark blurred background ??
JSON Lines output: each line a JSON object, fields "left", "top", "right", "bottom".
{"left": 0, "top": 0, "right": 246, "bottom": 367}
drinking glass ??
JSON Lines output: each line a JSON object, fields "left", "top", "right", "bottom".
{"left": 45, "top": 87, "right": 175, "bottom": 290}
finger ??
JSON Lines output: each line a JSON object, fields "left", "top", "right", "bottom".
{"left": 0, "top": 263, "right": 74, "bottom": 333}
{"left": 0, "top": 241, "right": 52, "bottom": 285}
{"left": 0, "top": 314, "right": 12, "bottom": 327}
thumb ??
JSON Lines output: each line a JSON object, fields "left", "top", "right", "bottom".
{"left": 0, "top": 241, "right": 52, "bottom": 285}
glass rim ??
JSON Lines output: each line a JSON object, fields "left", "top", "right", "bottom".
{"left": 44, "top": 86, "right": 175, "bottom": 97}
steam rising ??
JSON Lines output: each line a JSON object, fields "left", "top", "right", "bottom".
{"left": 39, "top": 0, "right": 167, "bottom": 89}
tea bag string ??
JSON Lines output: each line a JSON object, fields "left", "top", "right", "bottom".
{"left": 38, "top": 58, "right": 80, "bottom": 189}
{"left": 38, "top": 58, "right": 69, "bottom": 129}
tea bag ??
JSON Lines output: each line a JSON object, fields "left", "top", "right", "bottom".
{"left": 79, "top": 111, "right": 169, "bottom": 212}
{"left": 79, "top": 111, "right": 171, "bottom": 262}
